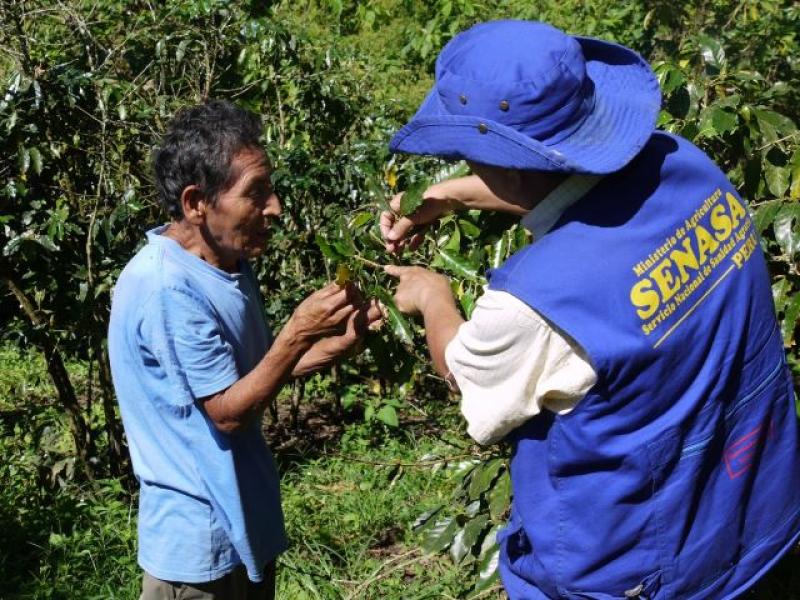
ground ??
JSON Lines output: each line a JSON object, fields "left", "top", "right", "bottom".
{"left": 1, "top": 345, "right": 797, "bottom": 599}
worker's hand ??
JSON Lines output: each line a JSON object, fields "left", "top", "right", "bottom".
{"left": 384, "top": 265, "right": 453, "bottom": 317}
{"left": 380, "top": 181, "right": 458, "bottom": 255}
{"left": 286, "top": 282, "right": 360, "bottom": 343}
{"left": 319, "top": 298, "right": 384, "bottom": 357}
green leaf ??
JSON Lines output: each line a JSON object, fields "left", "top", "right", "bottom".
{"left": 754, "top": 108, "right": 796, "bottom": 145}
{"left": 697, "top": 107, "right": 737, "bottom": 139}
{"left": 315, "top": 233, "right": 343, "bottom": 261}
{"left": 781, "top": 293, "right": 800, "bottom": 348}
{"left": 772, "top": 278, "right": 791, "bottom": 313}
{"left": 491, "top": 233, "right": 509, "bottom": 268}
{"left": 488, "top": 471, "right": 511, "bottom": 521}
{"left": 753, "top": 200, "right": 782, "bottom": 235}
{"left": 29, "top": 148, "right": 43, "bottom": 175}
{"left": 464, "top": 524, "right": 502, "bottom": 596}
{"left": 350, "top": 211, "right": 373, "bottom": 229}
{"left": 331, "top": 239, "right": 355, "bottom": 257}
{"left": 458, "top": 219, "right": 481, "bottom": 239}
{"left": 441, "top": 225, "right": 461, "bottom": 252}
{"left": 33, "top": 235, "right": 58, "bottom": 252}
{"left": 438, "top": 248, "right": 480, "bottom": 280}
{"left": 773, "top": 204, "right": 800, "bottom": 260}
{"left": 176, "top": 39, "right": 189, "bottom": 63}
{"left": 764, "top": 162, "right": 791, "bottom": 198}
{"left": 450, "top": 514, "right": 489, "bottom": 564}
{"left": 658, "top": 64, "right": 686, "bottom": 95}
{"left": 18, "top": 147, "right": 29, "bottom": 175}
{"left": 412, "top": 506, "right": 443, "bottom": 532}
{"left": 715, "top": 94, "right": 741, "bottom": 110}
{"left": 376, "top": 404, "right": 399, "bottom": 427}
{"left": 710, "top": 108, "right": 738, "bottom": 136}
{"left": 789, "top": 149, "right": 800, "bottom": 201}
{"left": 381, "top": 297, "right": 415, "bottom": 347}
{"left": 512, "top": 225, "right": 531, "bottom": 251}
{"left": 431, "top": 160, "right": 470, "bottom": 184}
{"left": 468, "top": 459, "right": 504, "bottom": 500}
{"left": 473, "top": 544, "right": 500, "bottom": 592}
{"left": 399, "top": 181, "right": 426, "bottom": 217}
{"left": 423, "top": 516, "right": 461, "bottom": 553}
{"left": 459, "top": 292, "right": 476, "bottom": 319}
{"left": 697, "top": 34, "right": 725, "bottom": 73}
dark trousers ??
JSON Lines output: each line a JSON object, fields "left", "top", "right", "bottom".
{"left": 140, "top": 563, "right": 276, "bottom": 600}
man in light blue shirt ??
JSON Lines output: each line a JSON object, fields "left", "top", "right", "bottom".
{"left": 108, "top": 100, "right": 380, "bottom": 599}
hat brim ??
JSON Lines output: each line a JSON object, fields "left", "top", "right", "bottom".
{"left": 388, "top": 36, "right": 661, "bottom": 174}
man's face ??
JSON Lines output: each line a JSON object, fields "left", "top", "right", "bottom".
{"left": 203, "top": 147, "right": 281, "bottom": 264}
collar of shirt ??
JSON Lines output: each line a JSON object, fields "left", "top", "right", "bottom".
{"left": 521, "top": 174, "right": 604, "bottom": 240}
{"left": 147, "top": 224, "right": 247, "bottom": 283}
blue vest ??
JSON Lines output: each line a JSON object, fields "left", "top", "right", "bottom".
{"left": 489, "top": 132, "right": 800, "bottom": 600}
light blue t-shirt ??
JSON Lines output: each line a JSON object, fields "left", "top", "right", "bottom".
{"left": 108, "top": 225, "right": 286, "bottom": 583}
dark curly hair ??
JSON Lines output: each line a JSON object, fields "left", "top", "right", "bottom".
{"left": 152, "top": 100, "right": 264, "bottom": 219}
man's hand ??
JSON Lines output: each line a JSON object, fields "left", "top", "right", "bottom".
{"left": 334, "top": 298, "right": 384, "bottom": 353}
{"left": 381, "top": 171, "right": 561, "bottom": 255}
{"left": 315, "top": 299, "right": 383, "bottom": 356}
{"left": 385, "top": 265, "right": 463, "bottom": 378}
{"left": 283, "top": 282, "right": 360, "bottom": 344}
{"left": 384, "top": 265, "right": 453, "bottom": 317}
{"left": 380, "top": 181, "right": 459, "bottom": 255}
{"left": 291, "top": 298, "right": 383, "bottom": 377}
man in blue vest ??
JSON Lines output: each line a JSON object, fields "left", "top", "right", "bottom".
{"left": 109, "top": 100, "right": 381, "bottom": 599}
{"left": 380, "top": 20, "right": 800, "bottom": 599}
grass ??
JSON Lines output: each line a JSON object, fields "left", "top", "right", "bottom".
{"left": 0, "top": 344, "right": 492, "bottom": 599}
{"left": 1, "top": 432, "right": 482, "bottom": 599}
{"left": 1, "top": 343, "right": 797, "bottom": 599}
{"left": 276, "top": 429, "right": 479, "bottom": 599}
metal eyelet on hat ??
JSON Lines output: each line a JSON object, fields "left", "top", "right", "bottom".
{"left": 459, "top": 94, "right": 468, "bottom": 105}
{"left": 478, "top": 123, "right": 488, "bottom": 134}
{"left": 499, "top": 100, "right": 510, "bottom": 111}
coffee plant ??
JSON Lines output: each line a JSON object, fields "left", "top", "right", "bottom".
{"left": 0, "top": 0, "right": 797, "bottom": 595}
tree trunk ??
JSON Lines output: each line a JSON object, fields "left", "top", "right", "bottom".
{"left": 290, "top": 378, "right": 305, "bottom": 430}
{"left": 97, "top": 343, "right": 132, "bottom": 483}
{"left": 2, "top": 273, "right": 95, "bottom": 479}
{"left": 330, "top": 364, "right": 343, "bottom": 418}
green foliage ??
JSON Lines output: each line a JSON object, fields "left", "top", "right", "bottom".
{"left": 0, "top": 0, "right": 798, "bottom": 596}
{"left": 0, "top": 348, "right": 494, "bottom": 598}
{"left": 414, "top": 457, "right": 509, "bottom": 595}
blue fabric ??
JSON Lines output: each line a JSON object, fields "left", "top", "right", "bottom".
{"left": 489, "top": 132, "right": 800, "bottom": 599}
{"left": 108, "top": 226, "right": 286, "bottom": 583}
{"left": 389, "top": 21, "right": 661, "bottom": 174}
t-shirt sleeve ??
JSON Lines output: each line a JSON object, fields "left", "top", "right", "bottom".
{"left": 139, "top": 287, "right": 240, "bottom": 403}
{"left": 445, "top": 289, "right": 597, "bottom": 446}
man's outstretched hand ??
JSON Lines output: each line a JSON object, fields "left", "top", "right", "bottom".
{"left": 380, "top": 183, "right": 458, "bottom": 255}
{"left": 383, "top": 265, "right": 453, "bottom": 317}
{"left": 384, "top": 265, "right": 462, "bottom": 379}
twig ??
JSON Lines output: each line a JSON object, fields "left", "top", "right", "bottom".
{"left": 467, "top": 584, "right": 505, "bottom": 599}
{"left": 722, "top": 0, "right": 747, "bottom": 30}
{"left": 353, "top": 253, "right": 428, "bottom": 271}
{"left": 756, "top": 131, "right": 799, "bottom": 152}
{"left": 403, "top": 395, "right": 428, "bottom": 417}
{"left": 352, "top": 254, "right": 384, "bottom": 270}
{"left": 330, "top": 452, "right": 487, "bottom": 468}
{"left": 344, "top": 549, "right": 422, "bottom": 599}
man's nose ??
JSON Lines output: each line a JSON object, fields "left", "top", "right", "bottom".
{"left": 264, "top": 194, "right": 282, "bottom": 217}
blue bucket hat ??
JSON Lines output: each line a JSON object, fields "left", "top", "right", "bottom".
{"left": 389, "top": 20, "right": 661, "bottom": 174}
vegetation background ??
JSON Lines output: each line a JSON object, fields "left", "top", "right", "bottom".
{"left": 0, "top": 0, "right": 798, "bottom": 598}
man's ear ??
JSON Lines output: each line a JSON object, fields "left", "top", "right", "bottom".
{"left": 179, "top": 185, "right": 208, "bottom": 225}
